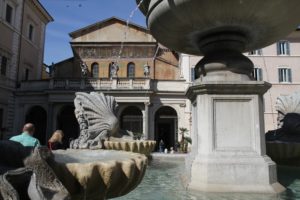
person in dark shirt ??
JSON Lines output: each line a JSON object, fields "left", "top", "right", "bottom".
{"left": 48, "top": 130, "right": 64, "bottom": 150}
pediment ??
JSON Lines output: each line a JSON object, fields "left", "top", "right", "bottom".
{"left": 69, "top": 17, "right": 155, "bottom": 43}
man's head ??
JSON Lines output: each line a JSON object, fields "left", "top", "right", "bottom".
{"left": 23, "top": 123, "right": 35, "bottom": 135}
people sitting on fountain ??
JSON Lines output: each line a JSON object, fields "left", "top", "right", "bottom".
{"left": 48, "top": 130, "right": 65, "bottom": 150}
{"left": 9, "top": 123, "right": 40, "bottom": 147}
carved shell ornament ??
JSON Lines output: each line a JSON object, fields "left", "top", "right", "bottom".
{"left": 276, "top": 92, "right": 300, "bottom": 115}
{"left": 70, "top": 92, "right": 120, "bottom": 149}
{"left": 275, "top": 92, "right": 300, "bottom": 128}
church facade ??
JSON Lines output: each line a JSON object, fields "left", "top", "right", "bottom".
{"left": 15, "top": 17, "right": 191, "bottom": 149}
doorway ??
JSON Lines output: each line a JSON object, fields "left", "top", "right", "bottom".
{"left": 155, "top": 106, "right": 178, "bottom": 151}
{"left": 25, "top": 106, "right": 47, "bottom": 145}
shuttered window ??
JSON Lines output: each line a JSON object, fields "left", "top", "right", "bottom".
{"left": 278, "top": 68, "right": 292, "bottom": 83}
{"left": 277, "top": 41, "right": 290, "bottom": 55}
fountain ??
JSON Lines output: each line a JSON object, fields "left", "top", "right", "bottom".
{"left": 70, "top": 92, "right": 156, "bottom": 155}
{"left": 266, "top": 92, "right": 300, "bottom": 164}
{"left": 137, "top": 0, "right": 300, "bottom": 193}
{"left": 0, "top": 92, "right": 155, "bottom": 200}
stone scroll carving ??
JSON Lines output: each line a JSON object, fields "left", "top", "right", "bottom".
{"left": 0, "top": 141, "right": 70, "bottom": 200}
{"left": 275, "top": 92, "right": 300, "bottom": 128}
{"left": 70, "top": 92, "right": 123, "bottom": 149}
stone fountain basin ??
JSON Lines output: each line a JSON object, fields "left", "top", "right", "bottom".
{"left": 266, "top": 142, "right": 300, "bottom": 165}
{"left": 104, "top": 140, "right": 156, "bottom": 156}
{"left": 138, "top": 0, "right": 300, "bottom": 55}
{"left": 50, "top": 149, "right": 147, "bottom": 200}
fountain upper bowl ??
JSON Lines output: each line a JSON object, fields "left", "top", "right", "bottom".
{"left": 137, "top": 0, "right": 300, "bottom": 55}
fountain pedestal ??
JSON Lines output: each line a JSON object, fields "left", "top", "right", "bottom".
{"left": 136, "top": 0, "right": 300, "bottom": 193}
{"left": 186, "top": 80, "right": 284, "bottom": 193}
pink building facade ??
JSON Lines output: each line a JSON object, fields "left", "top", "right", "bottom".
{"left": 182, "top": 29, "right": 300, "bottom": 132}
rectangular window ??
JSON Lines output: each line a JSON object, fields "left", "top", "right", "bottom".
{"left": 28, "top": 24, "right": 34, "bottom": 41}
{"left": 25, "top": 69, "right": 29, "bottom": 80}
{"left": 1, "top": 56, "right": 7, "bottom": 76}
{"left": 248, "top": 49, "right": 262, "bottom": 55}
{"left": 252, "top": 68, "right": 263, "bottom": 81}
{"left": 5, "top": 4, "right": 13, "bottom": 24}
{"left": 278, "top": 68, "right": 292, "bottom": 83}
{"left": 277, "top": 41, "right": 290, "bottom": 55}
{"left": 190, "top": 67, "right": 195, "bottom": 81}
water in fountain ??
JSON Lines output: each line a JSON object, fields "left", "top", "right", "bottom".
{"left": 113, "top": 156, "right": 300, "bottom": 200}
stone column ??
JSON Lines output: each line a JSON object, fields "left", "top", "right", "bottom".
{"left": 143, "top": 102, "right": 150, "bottom": 139}
{"left": 46, "top": 103, "right": 54, "bottom": 140}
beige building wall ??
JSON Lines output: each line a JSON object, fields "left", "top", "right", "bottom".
{"left": 0, "top": 0, "right": 24, "bottom": 138}
{"left": 0, "top": 0, "right": 52, "bottom": 138}
{"left": 18, "top": 0, "right": 50, "bottom": 81}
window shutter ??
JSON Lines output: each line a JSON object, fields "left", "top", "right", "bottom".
{"left": 278, "top": 69, "right": 282, "bottom": 82}
{"left": 259, "top": 68, "right": 263, "bottom": 81}
{"left": 288, "top": 68, "right": 292, "bottom": 82}
{"left": 258, "top": 49, "right": 262, "bottom": 55}
{"left": 277, "top": 42, "right": 280, "bottom": 55}
{"left": 286, "top": 42, "right": 290, "bottom": 55}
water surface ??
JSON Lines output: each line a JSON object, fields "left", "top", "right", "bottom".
{"left": 114, "top": 155, "right": 300, "bottom": 200}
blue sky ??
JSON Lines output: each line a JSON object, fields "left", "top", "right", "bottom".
{"left": 40, "top": 0, "right": 146, "bottom": 65}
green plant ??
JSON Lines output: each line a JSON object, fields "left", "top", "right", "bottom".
{"left": 184, "top": 136, "right": 192, "bottom": 144}
{"left": 179, "top": 127, "right": 189, "bottom": 153}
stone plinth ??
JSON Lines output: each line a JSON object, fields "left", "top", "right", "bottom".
{"left": 185, "top": 81, "right": 285, "bottom": 193}
{"left": 50, "top": 149, "right": 148, "bottom": 200}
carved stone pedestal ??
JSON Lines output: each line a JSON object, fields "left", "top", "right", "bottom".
{"left": 185, "top": 81, "right": 285, "bottom": 193}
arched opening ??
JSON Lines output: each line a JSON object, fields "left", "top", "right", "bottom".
{"left": 155, "top": 106, "right": 178, "bottom": 151}
{"left": 127, "top": 62, "right": 135, "bottom": 78}
{"left": 25, "top": 106, "right": 47, "bottom": 145}
{"left": 57, "top": 105, "right": 79, "bottom": 148}
{"left": 120, "top": 106, "right": 142, "bottom": 134}
{"left": 91, "top": 62, "right": 99, "bottom": 78}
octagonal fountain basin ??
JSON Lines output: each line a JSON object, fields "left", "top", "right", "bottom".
{"left": 104, "top": 140, "right": 156, "bottom": 156}
{"left": 49, "top": 149, "right": 147, "bottom": 200}
{"left": 266, "top": 142, "right": 300, "bottom": 165}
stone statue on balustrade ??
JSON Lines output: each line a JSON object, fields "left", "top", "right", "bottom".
{"left": 80, "top": 61, "right": 88, "bottom": 78}
{"left": 144, "top": 64, "right": 150, "bottom": 77}
{"left": 109, "top": 62, "right": 119, "bottom": 80}
{"left": 70, "top": 92, "right": 134, "bottom": 149}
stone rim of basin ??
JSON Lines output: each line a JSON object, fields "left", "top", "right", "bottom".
{"left": 104, "top": 140, "right": 156, "bottom": 156}
{"left": 50, "top": 149, "right": 148, "bottom": 200}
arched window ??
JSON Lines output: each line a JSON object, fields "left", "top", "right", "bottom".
{"left": 91, "top": 63, "right": 99, "bottom": 78}
{"left": 127, "top": 62, "right": 135, "bottom": 78}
